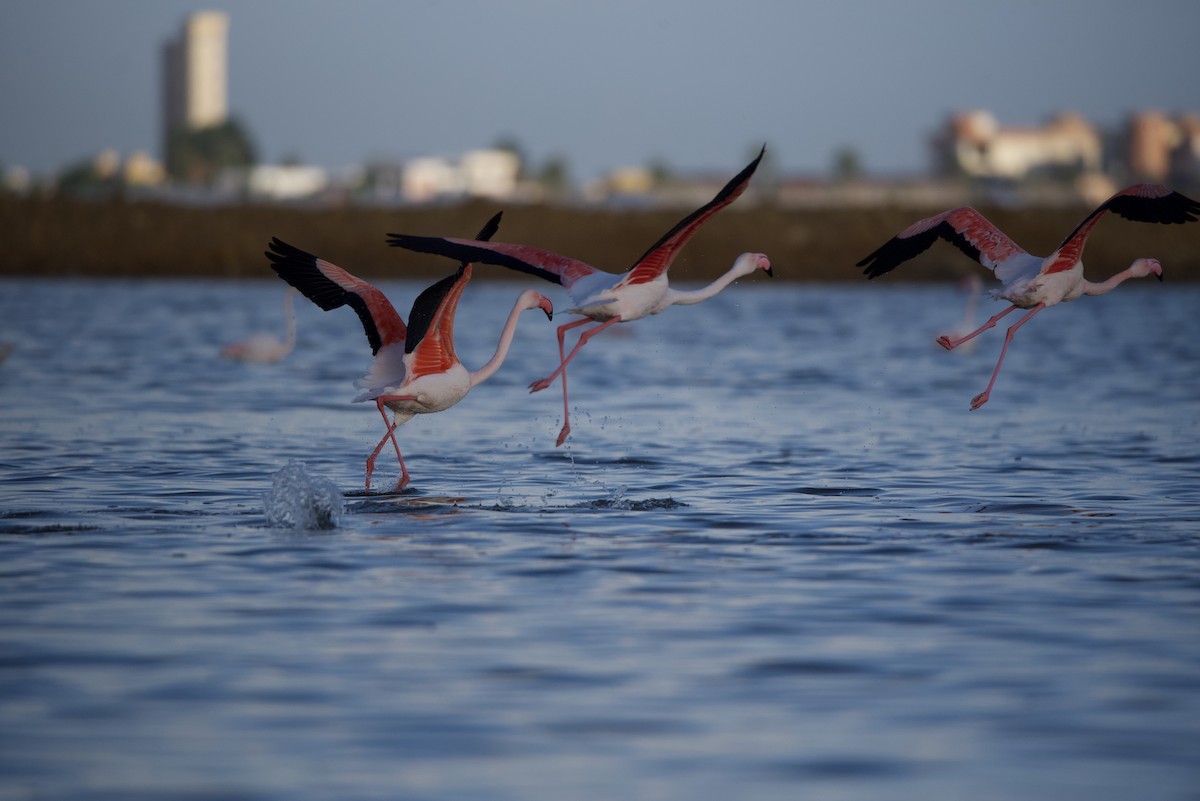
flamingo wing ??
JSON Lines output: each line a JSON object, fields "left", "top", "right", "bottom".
{"left": 401, "top": 212, "right": 504, "bottom": 378}
{"left": 266, "top": 238, "right": 406, "bottom": 354}
{"left": 387, "top": 235, "right": 604, "bottom": 290}
{"left": 621, "top": 145, "right": 765, "bottom": 286}
{"left": 858, "top": 207, "right": 1036, "bottom": 284}
{"left": 1044, "top": 184, "right": 1200, "bottom": 274}
{"left": 402, "top": 265, "right": 471, "bottom": 378}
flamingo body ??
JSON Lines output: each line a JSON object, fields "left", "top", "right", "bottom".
{"left": 388, "top": 147, "right": 773, "bottom": 445}
{"left": 859, "top": 184, "right": 1199, "bottom": 409}
{"left": 221, "top": 289, "right": 297, "bottom": 363}
{"left": 266, "top": 212, "right": 553, "bottom": 491}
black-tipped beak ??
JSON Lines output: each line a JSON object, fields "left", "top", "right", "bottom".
{"left": 1157, "top": 272, "right": 1164, "bottom": 282}
{"left": 545, "top": 309, "right": 554, "bottom": 321}
{"left": 766, "top": 267, "right": 775, "bottom": 278}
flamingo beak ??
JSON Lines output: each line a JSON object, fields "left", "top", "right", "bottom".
{"left": 539, "top": 297, "right": 554, "bottom": 320}
{"left": 757, "top": 255, "right": 774, "bottom": 278}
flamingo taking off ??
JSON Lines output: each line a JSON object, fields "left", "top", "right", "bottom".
{"left": 859, "top": 184, "right": 1200, "bottom": 409}
{"left": 221, "top": 288, "right": 297, "bottom": 363}
{"left": 265, "top": 213, "right": 554, "bottom": 492}
{"left": 388, "top": 147, "right": 772, "bottom": 446}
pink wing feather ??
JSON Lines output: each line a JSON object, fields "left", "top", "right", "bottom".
{"left": 621, "top": 145, "right": 765, "bottom": 286}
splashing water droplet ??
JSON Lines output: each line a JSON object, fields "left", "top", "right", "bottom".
{"left": 262, "top": 461, "right": 344, "bottom": 530}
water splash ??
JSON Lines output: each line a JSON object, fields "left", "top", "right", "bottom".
{"left": 262, "top": 461, "right": 344, "bottom": 530}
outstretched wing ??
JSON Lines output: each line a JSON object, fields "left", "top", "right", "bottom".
{"left": 621, "top": 145, "right": 765, "bottom": 286}
{"left": 265, "top": 238, "right": 406, "bottom": 354}
{"left": 387, "top": 235, "right": 603, "bottom": 290}
{"left": 402, "top": 212, "right": 503, "bottom": 377}
{"left": 1045, "top": 184, "right": 1200, "bottom": 274}
{"left": 858, "top": 207, "right": 1037, "bottom": 284}
{"left": 402, "top": 265, "right": 471, "bottom": 378}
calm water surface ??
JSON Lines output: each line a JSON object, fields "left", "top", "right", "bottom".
{"left": 1, "top": 278, "right": 1198, "bottom": 800}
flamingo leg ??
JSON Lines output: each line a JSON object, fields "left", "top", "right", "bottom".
{"left": 937, "top": 305, "right": 1018, "bottom": 351}
{"left": 528, "top": 317, "right": 596, "bottom": 393}
{"left": 364, "top": 396, "right": 415, "bottom": 492}
{"left": 530, "top": 317, "right": 622, "bottom": 447}
{"left": 970, "top": 304, "right": 1044, "bottom": 411}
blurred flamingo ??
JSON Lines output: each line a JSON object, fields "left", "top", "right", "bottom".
{"left": 266, "top": 213, "right": 554, "bottom": 492}
{"left": 221, "top": 288, "right": 296, "bottom": 363}
{"left": 859, "top": 184, "right": 1199, "bottom": 409}
{"left": 939, "top": 274, "right": 983, "bottom": 354}
{"left": 388, "top": 147, "right": 772, "bottom": 446}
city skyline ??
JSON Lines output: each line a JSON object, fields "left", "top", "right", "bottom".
{"left": 2, "top": 1, "right": 1199, "bottom": 181}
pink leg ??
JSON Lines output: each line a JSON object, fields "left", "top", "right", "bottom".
{"left": 970, "top": 304, "right": 1044, "bottom": 411}
{"left": 364, "top": 396, "right": 415, "bottom": 492}
{"left": 528, "top": 317, "right": 596, "bottom": 393}
{"left": 530, "top": 317, "right": 622, "bottom": 447}
{"left": 937, "top": 305, "right": 1018, "bottom": 351}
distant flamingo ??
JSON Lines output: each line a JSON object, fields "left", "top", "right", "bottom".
{"left": 939, "top": 274, "right": 983, "bottom": 354}
{"left": 388, "top": 147, "right": 772, "bottom": 446}
{"left": 221, "top": 288, "right": 297, "bottom": 363}
{"left": 265, "top": 213, "right": 554, "bottom": 492}
{"left": 859, "top": 184, "right": 1199, "bottom": 409}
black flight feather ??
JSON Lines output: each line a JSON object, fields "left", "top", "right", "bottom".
{"left": 265, "top": 237, "right": 386, "bottom": 354}
{"left": 402, "top": 212, "right": 503, "bottom": 354}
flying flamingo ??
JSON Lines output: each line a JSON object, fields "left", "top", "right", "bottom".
{"left": 859, "top": 184, "right": 1200, "bottom": 409}
{"left": 265, "top": 213, "right": 554, "bottom": 492}
{"left": 221, "top": 288, "right": 297, "bottom": 363}
{"left": 388, "top": 146, "right": 772, "bottom": 446}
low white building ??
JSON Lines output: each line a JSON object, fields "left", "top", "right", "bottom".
{"left": 401, "top": 149, "right": 520, "bottom": 202}
{"left": 935, "top": 110, "right": 1103, "bottom": 180}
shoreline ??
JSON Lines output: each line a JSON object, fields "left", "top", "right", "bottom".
{"left": 4, "top": 196, "right": 1198, "bottom": 281}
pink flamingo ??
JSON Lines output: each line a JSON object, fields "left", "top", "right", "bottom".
{"left": 388, "top": 147, "right": 772, "bottom": 446}
{"left": 859, "top": 184, "right": 1199, "bottom": 410}
{"left": 266, "top": 213, "right": 554, "bottom": 492}
{"left": 221, "top": 288, "right": 297, "bottom": 363}
{"left": 939, "top": 274, "right": 983, "bottom": 354}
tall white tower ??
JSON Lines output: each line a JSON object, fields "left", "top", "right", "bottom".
{"left": 162, "top": 11, "right": 230, "bottom": 157}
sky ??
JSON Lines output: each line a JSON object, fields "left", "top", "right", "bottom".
{"left": 2, "top": 0, "right": 1198, "bottom": 182}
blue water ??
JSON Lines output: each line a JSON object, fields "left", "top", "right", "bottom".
{"left": 1, "top": 278, "right": 1198, "bottom": 801}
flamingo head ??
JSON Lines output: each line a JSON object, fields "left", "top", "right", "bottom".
{"left": 1132, "top": 258, "right": 1164, "bottom": 282}
{"left": 736, "top": 252, "right": 773, "bottom": 278}
{"left": 520, "top": 290, "right": 554, "bottom": 320}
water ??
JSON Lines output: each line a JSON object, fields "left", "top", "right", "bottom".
{"left": 1, "top": 277, "right": 1198, "bottom": 801}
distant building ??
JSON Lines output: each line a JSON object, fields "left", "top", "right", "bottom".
{"left": 1127, "top": 111, "right": 1178, "bottom": 180}
{"left": 162, "top": 11, "right": 230, "bottom": 161}
{"left": 244, "top": 165, "right": 329, "bottom": 200}
{"left": 933, "top": 110, "right": 1102, "bottom": 180}
{"left": 400, "top": 149, "right": 520, "bottom": 202}
{"left": 402, "top": 157, "right": 461, "bottom": 202}
{"left": 122, "top": 150, "right": 166, "bottom": 186}
{"left": 460, "top": 149, "right": 520, "bottom": 199}
{"left": 1126, "top": 110, "right": 1200, "bottom": 186}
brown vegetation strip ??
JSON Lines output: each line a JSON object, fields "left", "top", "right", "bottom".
{"left": 3, "top": 196, "right": 1198, "bottom": 281}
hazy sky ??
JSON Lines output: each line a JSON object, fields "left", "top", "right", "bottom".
{"left": 2, "top": 0, "right": 1197, "bottom": 181}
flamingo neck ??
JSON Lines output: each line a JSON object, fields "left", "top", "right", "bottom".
{"left": 1081, "top": 266, "right": 1143, "bottom": 297}
{"left": 665, "top": 264, "right": 748, "bottom": 307}
{"left": 468, "top": 299, "right": 528, "bottom": 387}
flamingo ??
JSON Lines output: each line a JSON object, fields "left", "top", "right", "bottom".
{"left": 859, "top": 184, "right": 1200, "bottom": 410}
{"left": 939, "top": 274, "right": 983, "bottom": 354}
{"left": 387, "top": 146, "right": 772, "bottom": 446}
{"left": 265, "top": 212, "right": 554, "bottom": 492}
{"left": 221, "top": 288, "right": 297, "bottom": 363}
